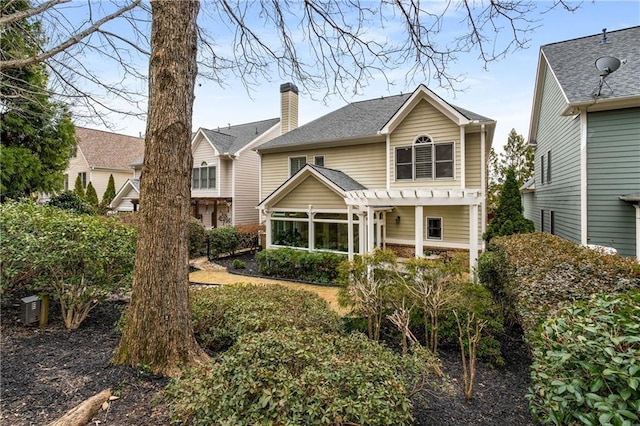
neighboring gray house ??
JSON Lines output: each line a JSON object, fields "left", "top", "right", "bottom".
{"left": 523, "top": 26, "right": 640, "bottom": 260}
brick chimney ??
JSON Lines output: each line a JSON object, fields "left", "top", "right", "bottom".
{"left": 280, "top": 82, "right": 298, "bottom": 134}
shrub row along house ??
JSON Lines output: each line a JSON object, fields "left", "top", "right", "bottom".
{"left": 522, "top": 26, "right": 640, "bottom": 260}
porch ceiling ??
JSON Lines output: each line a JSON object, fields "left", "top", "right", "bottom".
{"left": 344, "top": 188, "right": 483, "bottom": 207}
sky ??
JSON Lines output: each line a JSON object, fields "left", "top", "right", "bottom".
{"left": 76, "top": 1, "right": 640, "bottom": 152}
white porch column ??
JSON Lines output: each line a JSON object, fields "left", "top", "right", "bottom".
{"left": 358, "top": 213, "right": 366, "bottom": 255}
{"left": 415, "top": 205, "right": 424, "bottom": 257}
{"left": 469, "top": 203, "right": 479, "bottom": 274}
{"left": 367, "top": 206, "right": 375, "bottom": 253}
{"left": 265, "top": 211, "right": 272, "bottom": 248}
{"left": 634, "top": 204, "right": 640, "bottom": 262}
{"left": 348, "top": 205, "right": 354, "bottom": 261}
{"left": 376, "top": 212, "right": 382, "bottom": 249}
{"left": 308, "top": 205, "right": 314, "bottom": 251}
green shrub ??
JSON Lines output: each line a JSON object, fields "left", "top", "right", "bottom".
{"left": 207, "top": 226, "right": 239, "bottom": 258}
{"left": 489, "top": 233, "right": 640, "bottom": 336}
{"left": 528, "top": 290, "right": 640, "bottom": 425}
{"left": 47, "top": 190, "right": 94, "bottom": 215}
{"left": 190, "top": 284, "right": 342, "bottom": 352}
{"left": 256, "top": 248, "right": 344, "bottom": 284}
{"left": 85, "top": 182, "right": 99, "bottom": 206}
{"left": 188, "top": 217, "right": 206, "bottom": 258}
{"left": 166, "top": 328, "right": 436, "bottom": 426}
{"left": 477, "top": 245, "right": 517, "bottom": 324}
{"left": 0, "top": 201, "right": 136, "bottom": 327}
{"left": 231, "top": 259, "right": 246, "bottom": 269}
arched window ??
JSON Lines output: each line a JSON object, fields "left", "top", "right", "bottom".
{"left": 394, "top": 134, "right": 454, "bottom": 181}
{"left": 192, "top": 161, "right": 217, "bottom": 189}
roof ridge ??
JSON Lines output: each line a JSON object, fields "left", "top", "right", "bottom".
{"left": 542, "top": 25, "right": 640, "bottom": 48}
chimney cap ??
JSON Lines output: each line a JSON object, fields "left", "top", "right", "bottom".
{"left": 280, "top": 82, "right": 299, "bottom": 94}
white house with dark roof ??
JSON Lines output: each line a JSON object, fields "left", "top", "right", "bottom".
{"left": 52, "top": 127, "right": 144, "bottom": 205}
{"left": 257, "top": 84, "right": 496, "bottom": 271}
{"left": 523, "top": 26, "right": 640, "bottom": 260}
{"left": 111, "top": 84, "right": 298, "bottom": 225}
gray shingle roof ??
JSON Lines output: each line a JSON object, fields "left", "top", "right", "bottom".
{"left": 258, "top": 87, "right": 492, "bottom": 151}
{"left": 75, "top": 127, "right": 145, "bottom": 170}
{"left": 308, "top": 164, "right": 366, "bottom": 191}
{"left": 542, "top": 26, "right": 640, "bottom": 104}
{"left": 199, "top": 118, "right": 280, "bottom": 155}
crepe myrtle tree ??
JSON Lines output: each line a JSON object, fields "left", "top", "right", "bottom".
{"left": 1, "top": 0, "right": 579, "bottom": 375}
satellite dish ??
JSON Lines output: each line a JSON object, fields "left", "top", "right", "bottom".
{"left": 595, "top": 56, "right": 621, "bottom": 76}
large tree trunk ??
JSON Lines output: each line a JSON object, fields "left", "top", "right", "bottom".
{"left": 112, "top": 0, "right": 208, "bottom": 376}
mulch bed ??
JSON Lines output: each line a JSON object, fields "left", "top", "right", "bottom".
{"left": 1, "top": 256, "right": 538, "bottom": 425}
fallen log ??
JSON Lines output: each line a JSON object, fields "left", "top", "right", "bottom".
{"left": 47, "top": 388, "right": 112, "bottom": 426}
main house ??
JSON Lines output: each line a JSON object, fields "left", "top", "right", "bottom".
{"left": 522, "top": 26, "right": 640, "bottom": 260}
{"left": 50, "top": 127, "right": 144, "bottom": 204}
{"left": 256, "top": 84, "right": 496, "bottom": 270}
{"left": 111, "top": 83, "right": 299, "bottom": 225}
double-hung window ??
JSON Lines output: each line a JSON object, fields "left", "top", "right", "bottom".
{"left": 289, "top": 156, "right": 307, "bottom": 177}
{"left": 395, "top": 135, "right": 454, "bottom": 181}
{"left": 427, "top": 217, "right": 443, "bottom": 240}
{"left": 192, "top": 162, "right": 216, "bottom": 189}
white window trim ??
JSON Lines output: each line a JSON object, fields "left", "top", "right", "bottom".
{"left": 394, "top": 139, "right": 455, "bottom": 182}
{"left": 289, "top": 155, "right": 307, "bottom": 176}
{"left": 426, "top": 216, "right": 443, "bottom": 241}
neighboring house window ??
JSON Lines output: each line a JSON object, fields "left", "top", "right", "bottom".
{"left": 192, "top": 162, "right": 216, "bottom": 189}
{"left": 550, "top": 211, "right": 555, "bottom": 235}
{"left": 540, "top": 155, "right": 545, "bottom": 184}
{"left": 70, "top": 145, "right": 77, "bottom": 158}
{"left": 395, "top": 135, "right": 454, "bottom": 181}
{"left": 314, "top": 155, "right": 325, "bottom": 167}
{"left": 541, "top": 209, "right": 545, "bottom": 232}
{"left": 426, "top": 217, "right": 442, "bottom": 240}
{"left": 546, "top": 150, "right": 552, "bottom": 183}
{"left": 289, "top": 156, "right": 306, "bottom": 177}
{"left": 79, "top": 172, "right": 87, "bottom": 188}
{"left": 63, "top": 174, "right": 69, "bottom": 191}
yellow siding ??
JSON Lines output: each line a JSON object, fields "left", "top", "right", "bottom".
{"left": 273, "top": 176, "right": 345, "bottom": 209}
{"left": 386, "top": 205, "right": 481, "bottom": 244}
{"left": 465, "top": 132, "right": 482, "bottom": 189}
{"left": 233, "top": 150, "right": 261, "bottom": 224}
{"left": 388, "top": 99, "right": 461, "bottom": 188}
{"left": 90, "top": 170, "right": 132, "bottom": 200}
{"left": 261, "top": 142, "right": 386, "bottom": 198}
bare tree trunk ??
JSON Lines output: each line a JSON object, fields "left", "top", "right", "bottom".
{"left": 112, "top": 0, "right": 208, "bottom": 376}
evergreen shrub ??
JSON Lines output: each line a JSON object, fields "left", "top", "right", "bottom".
{"left": 166, "top": 328, "right": 431, "bottom": 426}
{"left": 528, "top": 291, "right": 640, "bottom": 425}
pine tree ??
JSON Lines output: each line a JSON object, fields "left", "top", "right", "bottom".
{"left": 85, "top": 182, "right": 99, "bottom": 206}
{"left": 0, "top": 0, "right": 76, "bottom": 200}
{"left": 483, "top": 167, "right": 534, "bottom": 242}
{"left": 101, "top": 174, "right": 116, "bottom": 207}
{"left": 74, "top": 176, "right": 85, "bottom": 199}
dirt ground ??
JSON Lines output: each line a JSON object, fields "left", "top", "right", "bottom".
{"left": 1, "top": 255, "right": 537, "bottom": 425}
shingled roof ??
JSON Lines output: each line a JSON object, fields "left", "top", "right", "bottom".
{"left": 257, "top": 86, "right": 492, "bottom": 151}
{"left": 198, "top": 117, "right": 280, "bottom": 155}
{"left": 308, "top": 164, "right": 366, "bottom": 192}
{"left": 75, "top": 127, "right": 144, "bottom": 170}
{"left": 541, "top": 26, "right": 640, "bottom": 104}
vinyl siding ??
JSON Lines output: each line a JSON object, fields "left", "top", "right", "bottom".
{"left": 261, "top": 142, "right": 386, "bottom": 199}
{"left": 389, "top": 99, "right": 460, "bottom": 188}
{"left": 272, "top": 176, "right": 346, "bottom": 209}
{"left": 386, "top": 205, "right": 480, "bottom": 246}
{"left": 192, "top": 138, "right": 221, "bottom": 197}
{"left": 586, "top": 107, "right": 640, "bottom": 257}
{"left": 89, "top": 170, "right": 133, "bottom": 202}
{"left": 233, "top": 150, "right": 261, "bottom": 224}
{"left": 465, "top": 132, "right": 482, "bottom": 189}
{"left": 116, "top": 185, "right": 139, "bottom": 212}
{"left": 529, "top": 67, "right": 581, "bottom": 242}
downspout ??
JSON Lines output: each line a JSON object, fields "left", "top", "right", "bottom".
{"left": 459, "top": 126, "right": 465, "bottom": 188}
{"left": 580, "top": 110, "right": 588, "bottom": 245}
{"left": 480, "top": 124, "right": 486, "bottom": 236}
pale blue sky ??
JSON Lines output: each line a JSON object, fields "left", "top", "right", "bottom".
{"left": 80, "top": 1, "right": 639, "bottom": 151}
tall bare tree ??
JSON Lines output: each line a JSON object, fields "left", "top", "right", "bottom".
{"left": 1, "top": 0, "right": 577, "bottom": 375}
{"left": 110, "top": 0, "right": 208, "bottom": 375}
